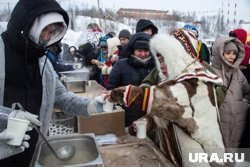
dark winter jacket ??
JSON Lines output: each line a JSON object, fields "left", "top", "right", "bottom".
{"left": 0, "top": 0, "right": 68, "bottom": 166}
{"left": 118, "top": 44, "right": 129, "bottom": 59}
{"left": 107, "top": 32, "right": 155, "bottom": 126}
{"left": 2, "top": 0, "right": 68, "bottom": 117}
{"left": 136, "top": 19, "right": 158, "bottom": 35}
{"left": 47, "top": 50, "right": 74, "bottom": 77}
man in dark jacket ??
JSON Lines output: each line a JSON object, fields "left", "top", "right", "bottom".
{"left": 107, "top": 32, "right": 155, "bottom": 126}
{"left": 0, "top": 0, "right": 68, "bottom": 165}
{"left": 47, "top": 42, "right": 74, "bottom": 77}
{"left": 0, "top": 0, "right": 105, "bottom": 166}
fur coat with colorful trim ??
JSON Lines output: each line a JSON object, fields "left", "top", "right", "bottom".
{"left": 110, "top": 30, "right": 225, "bottom": 166}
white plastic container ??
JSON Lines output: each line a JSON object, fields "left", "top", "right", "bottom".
{"left": 103, "top": 99, "right": 114, "bottom": 112}
{"left": 134, "top": 119, "right": 147, "bottom": 139}
{"left": 6, "top": 117, "right": 30, "bottom": 146}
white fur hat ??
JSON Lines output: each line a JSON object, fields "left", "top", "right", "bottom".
{"left": 107, "top": 37, "right": 120, "bottom": 57}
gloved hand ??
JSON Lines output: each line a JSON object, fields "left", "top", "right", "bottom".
{"left": 91, "top": 59, "right": 104, "bottom": 69}
{"left": 0, "top": 130, "right": 14, "bottom": 144}
{"left": 9, "top": 110, "right": 41, "bottom": 126}
{"left": 87, "top": 95, "right": 106, "bottom": 114}
{"left": 111, "top": 54, "right": 119, "bottom": 63}
{"left": 0, "top": 130, "right": 30, "bottom": 160}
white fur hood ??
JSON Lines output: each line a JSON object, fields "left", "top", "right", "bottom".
{"left": 150, "top": 30, "right": 222, "bottom": 84}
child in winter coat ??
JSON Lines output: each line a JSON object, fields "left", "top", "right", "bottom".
{"left": 211, "top": 36, "right": 250, "bottom": 148}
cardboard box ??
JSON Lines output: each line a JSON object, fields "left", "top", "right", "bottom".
{"left": 77, "top": 108, "right": 125, "bottom": 136}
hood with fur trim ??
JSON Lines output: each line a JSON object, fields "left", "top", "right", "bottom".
{"left": 150, "top": 30, "right": 222, "bottom": 84}
{"left": 150, "top": 30, "right": 200, "bottom": 80}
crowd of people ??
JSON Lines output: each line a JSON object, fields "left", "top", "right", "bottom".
{"left": 0, "top": 0, "right": 250, "bottom": 166}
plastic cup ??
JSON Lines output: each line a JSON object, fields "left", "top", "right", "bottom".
{"left": 6, "top": 117, "right": 30, "bottom": 146}
{"left": 103, "top": 99, "right": 114, "bottom": 112}
{"left": 134, "top": 120, "right": 147, "bottom": 139}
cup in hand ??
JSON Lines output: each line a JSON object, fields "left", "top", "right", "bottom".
{"left": 134, "top": 119, "right": 147, "bottom": 139}
{"left": 103, "top": 99, "right": 114, "bottom": 112}
{"left": 6, "top": 117, "right": 30, "bottom": 146}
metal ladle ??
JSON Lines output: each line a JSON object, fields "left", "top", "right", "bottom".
{"left": 33, "top": 125, "right": 75, "bottom": 161}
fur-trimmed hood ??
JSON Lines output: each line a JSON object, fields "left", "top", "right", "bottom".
{"left": 150, "top": 30, "right": 222, "bottom": 84}
{"left": 150, "top": 30, "right": 199, "bottom": 80}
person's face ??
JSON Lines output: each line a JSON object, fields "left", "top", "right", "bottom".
{"left": 119, "top": 37, "right": 129, "bottom": 46}
{"left": 143, "top": 28, "right": 153, "bottom": 36}
{"left": 134, "top": 49, "right": 150, "bottom": 59}
{"left": 69, "top": 47, "right": 76, "bottom": 55}
{"left": 39, "top": 24, "right": 56, "bottom": 45}
{"left": 157, "top": 53, "right": 168, "bottom": 77}
{"left": 223, "top": 50, "right": 237, "bottom": 64}
{"left": 100, "top": 46, "right": 108, "bottom": 52}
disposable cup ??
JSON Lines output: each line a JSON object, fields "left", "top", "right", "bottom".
{"left": 134, "top": 120, "right": 147, "bottom": 139}
{"left": 103, "top": 99, "right": 114, "bottom": 112}
{"left": 6, "top": 117, "right": 30, "bottom": 146}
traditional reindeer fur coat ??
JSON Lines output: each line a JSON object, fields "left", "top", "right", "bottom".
{"left": 110, "top": 30, "right": 225, "bottom": 165}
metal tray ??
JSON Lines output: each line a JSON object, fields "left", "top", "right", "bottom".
{"left": 97, "top": 139, "right": 175, "bottom": 167}
{"left": 60, "top": 68, "right": 90, "bottom": 81}
{"left": 63, "top": 80, "right": 86, "bottom": 93}
{"left": 31, "top": 133, "right": 103, "bottom": 167}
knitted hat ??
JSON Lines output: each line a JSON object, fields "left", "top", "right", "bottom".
{"left": 118, "top": 29, "right": 131, "bottom": 39}
{"left": 224, "top": 41, "right": 238, "bottom": 53}
{"left": 132, "top": 40, "right": 149, "bottom": 50}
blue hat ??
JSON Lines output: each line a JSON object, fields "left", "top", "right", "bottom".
{"left": 183, "top": 24, "right": 199, "bottom": 38}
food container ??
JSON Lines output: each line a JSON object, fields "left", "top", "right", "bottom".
{"left": 60, "top": 68, "right": 90, "bottom": 81}
{"left": 31, "top": 133, "right": 103, "bottom": 167}
{"left": 60, "top": 68, "right": 89, "bottom": 93}
{"left": 62, "top": 80, "right": 86, "bottom": 93}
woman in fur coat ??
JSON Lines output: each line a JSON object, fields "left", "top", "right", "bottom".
{"left": 109, "top": 29, "right": 226, "bottom": 166}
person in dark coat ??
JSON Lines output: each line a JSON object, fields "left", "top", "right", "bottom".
{"left": 136, "top": 19, "right": 158, "bottom": 37}
{"left": 117, "top": 29, "right": 131, "bottom": 59}
{"left": 119, "top": 19, "right": 158, "bottom": 60}
{"left": 78, "top": 42, "right": 99, "bottom": 81}
{"left": 47, "top": 42, "right": 74, "bottom": 77}
{"left": 106, "top": 32, "right": 155, "bottom": 127}
{"left": 0, "top": 0, "right": 106, "bottom": 166}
